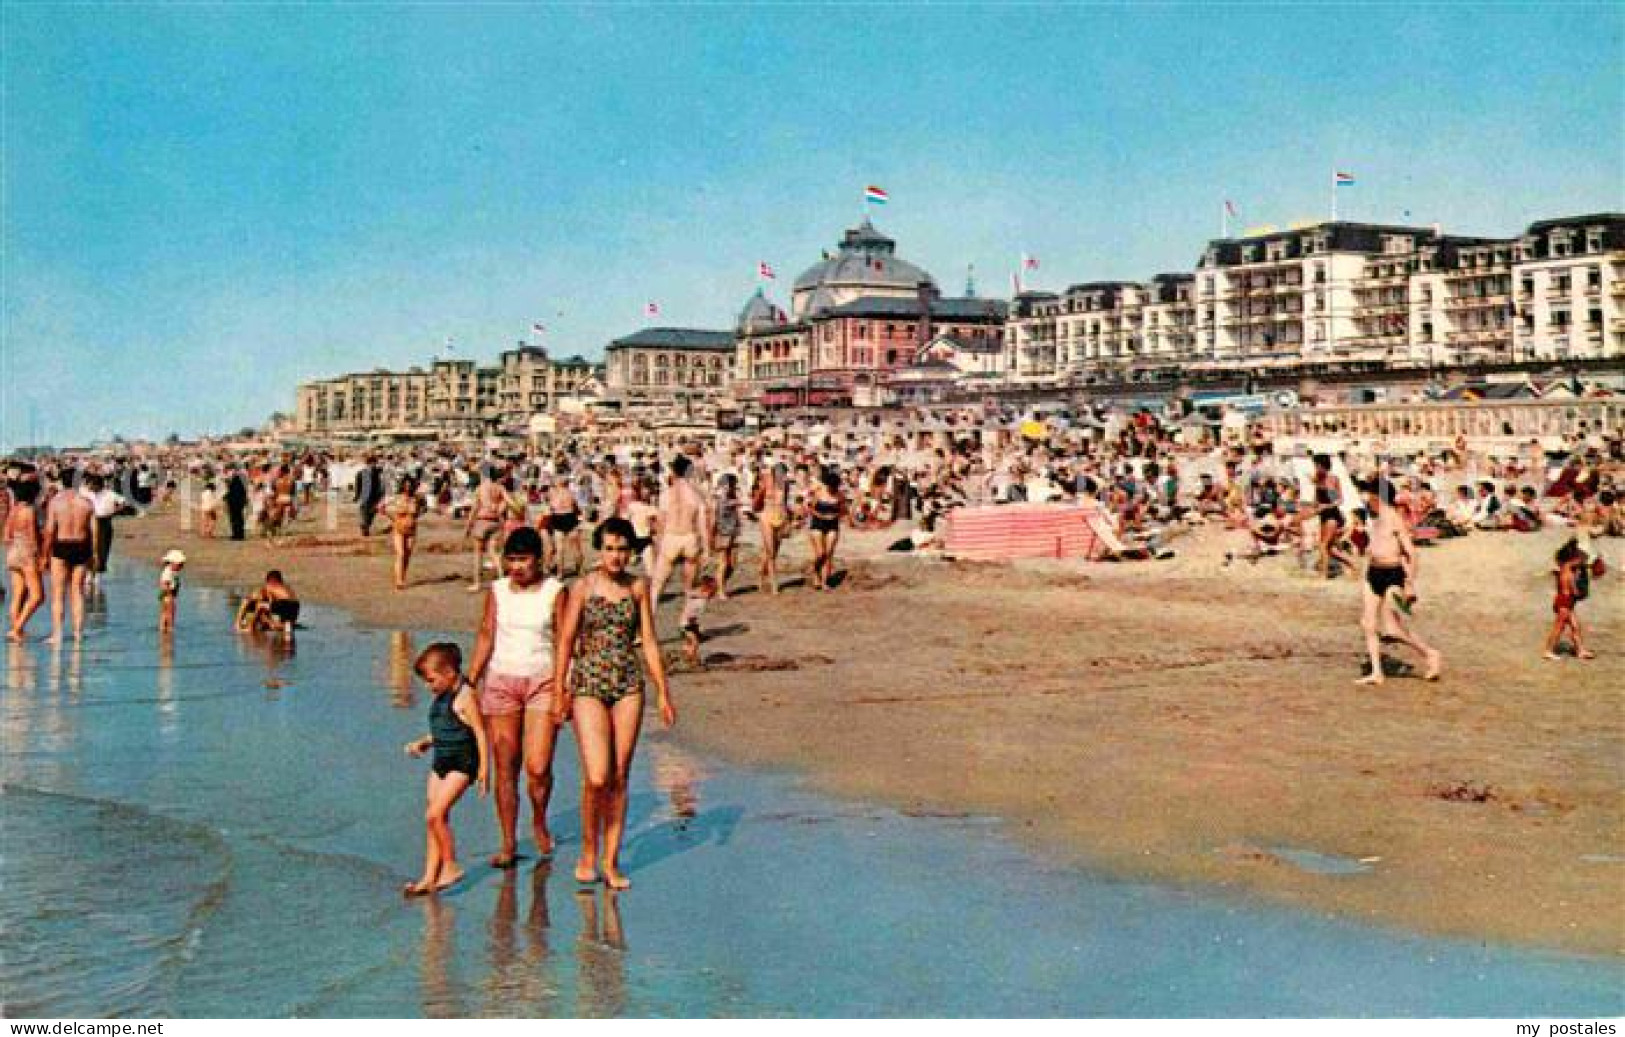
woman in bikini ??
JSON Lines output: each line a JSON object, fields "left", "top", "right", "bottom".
{"left": 753, "top": 462, "right": 790, "bottom": 596}
{"left": 384, "top": 475, "right": 425, "bottom": 591}
{"left": 5, "top": 478, "right": 44, "bottom": 642}
{"left": 551, "top": 517, "right": 675, "bottom": 890}
{"left": 805, "top": 469, "right": 845, "bottom": 591}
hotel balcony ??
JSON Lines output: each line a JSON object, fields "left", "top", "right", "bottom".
{"left": 1354, "top": 301, "right": 1407, "bottom": 317}
{"left": 1443, "top": 293, "right": 1510, "bottom": 310}
{"left": 1445, "top": 329, "right": 1511, "bottom": 345}
{"left": 1546, "top": 285, "right": 1573, "bottom": 299}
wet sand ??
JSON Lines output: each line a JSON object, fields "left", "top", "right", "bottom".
{"left": 116, "top": 504, "right": 1624, "bottom": 956}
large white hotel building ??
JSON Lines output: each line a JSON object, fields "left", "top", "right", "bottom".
{"left": 1007, "top": 213, "right": 1623, "bottom": 385}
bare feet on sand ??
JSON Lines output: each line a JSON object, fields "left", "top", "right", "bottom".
{"left": 532, "top": 823, "right": 554, "bottom": 859}
{"left": 603, "top": 867, "right": 631, "bottom": 891}
{"left": 1423, "top": 651, "right": 1443, "bottom": 681}
{"left": 490, "top": 848, "right": 519, "bottom": 869}
{"left": 573, "top": 859, "right": 598, "bottom": 885}
{"left": 433, "top": 864, "right": 465, "bottom": 890}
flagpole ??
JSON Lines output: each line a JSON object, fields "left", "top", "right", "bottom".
{"left": 1330, "top": 170, "right": 1337, "bottom": 223}
{"left": 1221, "top": 200, "right": 1229, "bottom": 239}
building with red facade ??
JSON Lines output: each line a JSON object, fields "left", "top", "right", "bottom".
{"left": 732, "top": 219, "right": 1006, "bottom": 408}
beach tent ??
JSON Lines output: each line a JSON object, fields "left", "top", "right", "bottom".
{"left": 943, "top": 501, "right": 1106, "bottom": 561}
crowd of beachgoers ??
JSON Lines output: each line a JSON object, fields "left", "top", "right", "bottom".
{"left": 6, "top": 405, "right": 1624, "bottom": 639}
{"left": 4, "top": 404, "right": 1621, "bottom": 893}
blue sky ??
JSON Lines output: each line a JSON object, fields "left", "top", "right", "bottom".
{"left": 4, "top": 2, "right": 1620, "bottom": 447}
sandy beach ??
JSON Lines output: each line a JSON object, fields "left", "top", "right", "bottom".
{"left": 116, "top": 503, "right": 1624, "bottom": 957}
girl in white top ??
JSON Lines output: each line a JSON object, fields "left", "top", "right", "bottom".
{"left": 467, "top": 527, "right": 567, "bottom": 869}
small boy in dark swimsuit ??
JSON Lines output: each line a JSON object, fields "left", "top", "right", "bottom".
{"left": 402, "top": 643, "right": 489, "bottom": 896}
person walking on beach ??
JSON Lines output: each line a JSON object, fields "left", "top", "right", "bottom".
{"left": 1355, "top": 478, "right": 1442, "bottom": 686}
{"left": 1312, "top": 454, "right": 1351, "bottom": 579}
{"left": 355, "top": 456, "right": 385, "bottom": 537}
{"left": 710, "top": 473, "right": 742, "bottom": 599}
{"left": 467, "top": 528, "right": 567, "bottom": 869}
{"left": 465, "top": 470, "right": 510, "bottom": 592}
{"left": 403, "top": 642, "right": 490, "bottom": 896}
{"left": 552, "top": 517, "right": 676, "bottom": 890}
{"left": 5, "top": 477, "right": 44, "bottom": 642}
{"left": 649, "top": 456, "right": 707, "bottom": 605}
{"left": 197, "top": 480, "right": 220, "bottom": 539}
{"left": 753, "top": 462, "right": 790, "bottom": 596}
{"left": 82, "top": 472, "right": 127, "bottom": 591}
{"left": 546, "top": 476, "right": 584, "bottom": 578}
{"left": 806, "top": 468, "right": 845, "bottom": 591}
{"left": 41, "top": 482, "right": 95, "bottom": 644}
{"left": 224, "top": 467, "right": 250, "bottom": 541}
{"left": 1543, "top": 538, "right": 1596, "bottom": 661}
{"left": 157, "top": 549, "right": 185, "bottom": 633}
{"left": 383, "top": 475, "right": 424, "bottom": 591}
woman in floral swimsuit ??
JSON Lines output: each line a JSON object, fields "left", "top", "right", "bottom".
{"left": 552, "top": 517, "right": 676, "bottom": 890}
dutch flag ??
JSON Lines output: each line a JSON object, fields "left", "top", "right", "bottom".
{"left": 864, "top": 185, "right": 889, "bottom": 205}
{"left": 1335, "top": 172, "right": 1356, "bottom": 187}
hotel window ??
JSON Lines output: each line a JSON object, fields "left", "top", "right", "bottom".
{"left": 1587, "top": 267, "right": 1602, "bottom": 290}
{"left": 1588, "top": 309, "right": 1602, "bottom": 327}
{"left": 1585, "top": 232, "right": 1602, "bottom": 252}
{"left": 1551, "top": 310, "right": 1571, "bottom": 327}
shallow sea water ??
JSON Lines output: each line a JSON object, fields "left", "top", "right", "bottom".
{"left": 1, "top": 563, "right": 1620, "bottom": 1017}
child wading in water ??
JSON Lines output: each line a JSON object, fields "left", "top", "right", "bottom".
{"left": 1543, "top": 538, "right": 1596, "bottom": 661}
{"left": 403, "top": 642, "right": 490, "bottom": 896}
{"left": 158, "top": 550, "right": 185, "bottom": 632}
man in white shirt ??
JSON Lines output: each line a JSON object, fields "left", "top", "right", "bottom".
{"left": 80, "top": 472, "right": 129, "bottom": 587}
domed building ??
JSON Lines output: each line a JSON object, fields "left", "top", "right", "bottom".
{"left": 789, "top": 219, "right": 937, "bottom": 320}
{"left": 734, "top": 218, "right": 1007, "bottom": 408}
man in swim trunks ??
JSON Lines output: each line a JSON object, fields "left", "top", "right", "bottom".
{"left": 546, "top": 475, "right": 584, "bottom": 577}
{"left": 649, "top": 455, "right": 708, "bottom": 608}
{"left": 41, "top": 478, "right": 95, "bottom": 644}
{"left": 1355, "top": 478, "right": 1442, "bottom": 687}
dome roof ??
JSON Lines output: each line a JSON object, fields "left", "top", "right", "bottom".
{"left": 791, "top": 218, "right": 935, "bottom": 317}
{"left": 737, "top": 288, "right": 786, "bottom": 332}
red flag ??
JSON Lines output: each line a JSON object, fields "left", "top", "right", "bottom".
{"left": 645, "top": 301, "right": 661, "bottom": 317}
{"left": 1022, "top": 253, "right": 1039, "bottom": 271}
{"left": 758, "top": 261, "right": 776, "bottom": 280}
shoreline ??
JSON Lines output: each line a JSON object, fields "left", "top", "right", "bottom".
{"left": 111, "top": 503, "right": 1625, "bottom": 957}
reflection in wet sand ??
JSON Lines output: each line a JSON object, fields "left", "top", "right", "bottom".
{"left": 574, "top": 889, "right": 627, "bottom": 1018}
{"left": 386, "top": 630, "right": 416, "bottom": 709}
{"left": 47, "top": 643, "right": 84, "bottom": 697}
{"left": 647, "top": 741, "right": 707, "bottom": 826}
{"left": 481, "top": 862, "right": 559, "bottom": 1015}
{"left": 156, "top": 634, "right": 179, "bottom": 739}
{"left": 5, "top": 639, "right": 38, "bottom": 692}
{"left": 417, "top": 897, "right": 465, "bottom": 1018}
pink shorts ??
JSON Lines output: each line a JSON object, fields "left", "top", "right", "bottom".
{"left": 480, "top": 672, "right": 553, "bottom": 716}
